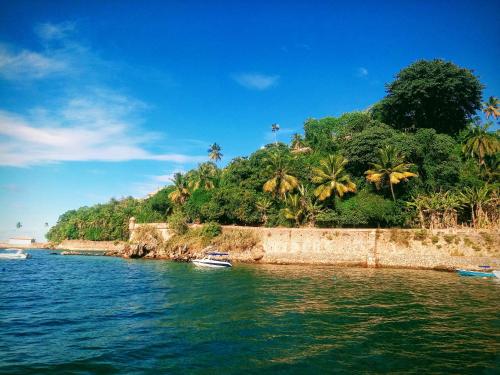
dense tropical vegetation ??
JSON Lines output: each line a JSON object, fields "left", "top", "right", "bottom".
{"left": 47, "top": 59, "right": 499, "bottom": 242}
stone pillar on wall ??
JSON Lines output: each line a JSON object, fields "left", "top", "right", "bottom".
{"left": 366, "top": 229, "right": 378, "bottom": 268}
{"left": 129, "top": 217, "right": 136, "bottom": 241}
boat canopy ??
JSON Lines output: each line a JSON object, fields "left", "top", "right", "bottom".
{"left": 206, "top": 252, "right": 229, "bottom": 256}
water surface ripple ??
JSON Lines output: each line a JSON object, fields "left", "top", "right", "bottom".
{"left": 0, "top": 250, "right": 499, "bottom": 374}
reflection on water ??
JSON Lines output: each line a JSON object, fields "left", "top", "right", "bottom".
{"left": 0, "top": 251, "right": 499, "bottom": 374}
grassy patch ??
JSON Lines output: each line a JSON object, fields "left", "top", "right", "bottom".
{"left": 480, "top": 232, "right": 493, "bottom": 245}
{"left": 390, "top": 229, "right": 409, "bottom": 247}
{"left": 443, "top": 234, "right": 456, "bottom": 244}
{"left": 413, "top": 229, "right": 427, "bottom": 241}
{"left": 431, "top": 235, "right": 439, "bottom": 244}
{"left": 211, "top": 230, "right": 260, "bottom": 253}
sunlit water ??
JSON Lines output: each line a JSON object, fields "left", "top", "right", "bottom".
{"left": 0, "top": 249, "right": 499, "bottom": 374}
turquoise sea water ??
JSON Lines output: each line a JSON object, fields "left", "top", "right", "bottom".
{"left": 0, "top": 249, "right": 499, "bottom": 374}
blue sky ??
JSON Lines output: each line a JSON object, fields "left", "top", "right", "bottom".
{"left": 0, "top": 0, "right": 499, "bottom": 241}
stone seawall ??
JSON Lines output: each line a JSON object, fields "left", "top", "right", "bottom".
{"left": 129, "top": 221, "right": 500, "bottom": 270}
{"left": 56, "top": 240, "right": 126, "bottom": 252}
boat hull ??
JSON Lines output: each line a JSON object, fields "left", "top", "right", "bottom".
{"left": 0, "top": 254, "right": 30, "bottom": 259}
{"left": 457, "top": 269, "right": 495, "bottom": 277}
{"left": 192, "top": 259, "right": 232, "bottom": 268}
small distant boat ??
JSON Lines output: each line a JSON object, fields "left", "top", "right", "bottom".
{"left": 456, "top": 269, "right": 495, "bottom": 278}
{"left": 192, "top": 252, "right": 232, "bottom": 268}
{"left": 0, "top": 248, "right": 31, "bottom": 260}
{"left": 493, "top": 271, "right": 500, "bottom": 279}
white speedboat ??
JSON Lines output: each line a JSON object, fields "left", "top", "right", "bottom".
{"left": 0, "top": 248, "right": 31, "bottom": 259}
{"left": 192, "top": 252, "right": 232, "bottom": 268}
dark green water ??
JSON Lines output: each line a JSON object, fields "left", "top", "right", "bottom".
{"left": 0, "top": 250, "right": 499, "bottom": 374}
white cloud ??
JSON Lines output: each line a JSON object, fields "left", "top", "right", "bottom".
{"left": 356, "top": 67, "right": 369, "bottom": 78}
{"left": 0, "top": 90, "right": 205, "bottom": 167}
{"left": 233, "top": 73, "right": 279, "bottom": 90}
{"left": 0, "top": 45, "right": 68, "bottom": 79}
{"left": 35, "top": 22, "right": 75, "bottom": 41}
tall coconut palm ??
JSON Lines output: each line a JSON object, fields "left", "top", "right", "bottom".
{"left": 462, "top": 122, "right": 500, "bottom": 167}
{"left": 365, "top": 146, "right": 417, "bottom": 201}
{"left": 312, "top": 154, "right": 356, "bottom": 205}
{"left": 263, "top": 152, "right": 299, "bottom": 198}
{"left": 271, "top": 123, "right": 280, "bottom": 145}
{"left": 483, "top": 96, "right": 500, "bottom": 120}
{"left": 168, "top": 173, "right": 190, "bottom": 205}
{"left": 208, "top": 143, "right": 223, "bottom": 163}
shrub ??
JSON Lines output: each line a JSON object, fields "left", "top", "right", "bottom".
{"left": 211, "top": 230, "right": 260, "bottom": 252}
{"left": 389, "top": 229, "right": 410, "bottom": 247}
{"left": 413, "top": 229, "right": 427, "bottom": 241}
{"left": 168, "top": 211, "right": 189, "bottom": 235}
{"left": 200, "top": 222, "right": 222, "bottom": 239}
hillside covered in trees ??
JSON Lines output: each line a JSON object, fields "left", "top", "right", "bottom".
{"left": 47, "top": 59, "right": 499, "bottom": 242}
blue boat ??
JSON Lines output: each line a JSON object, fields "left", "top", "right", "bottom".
{"left": 456, "top": 269, "right": 496, "bottom": 278}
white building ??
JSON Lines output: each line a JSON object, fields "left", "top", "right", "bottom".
{"left": 8, "top": 237, "right": 35, "bottom": 246}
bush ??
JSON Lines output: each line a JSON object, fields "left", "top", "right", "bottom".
{"left": 168, "top": 211, "right": 189, "bottom": 235}
{"left": 200, "top": 222, "right": 222, "bottom": 239}
{"left": 317, "top": 190, "right": 406, "bottom": 227}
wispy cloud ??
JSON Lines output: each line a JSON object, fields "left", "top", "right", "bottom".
{"left": 35, "top": 22, "right": 75, "bottom": 41}
{"left": 0, "top": 44, "right": 68, "bottom": 80}
{"left": 0, "top": 90, "right": 205, "bottom": 167}
{"left": 356, "top": 67, "right": 369, "bottom": 78}
{"left": 232, "top": 73, "right": 279, "bottom": 90}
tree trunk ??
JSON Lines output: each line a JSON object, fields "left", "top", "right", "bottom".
{"left": 389, "top": 182, "right": 396, "bottom": 201}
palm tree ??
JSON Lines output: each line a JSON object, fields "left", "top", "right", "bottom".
{"left": 256, "top": 196, "right": 273, "bottom": 225}
{"left": 263, "top": 152, "right": 299, "bottom": 198}
{"left": 189, "top": 162, "right": 218, "bottom": 190}
{"left": 459, "top": 185, "right": 493, "bottom": 228}
{"left": 483, "top": 96, "right": 500, "bottom": 120}
{"left": 16, "top": 222, "right": 22, "bottom": 229}
{"left": 168, "top": 173, "right": 190, "bottom": 205}
{"left": 291, "top": 133, "right": 304, "bottom": 150}
{"left": 312, "top": 154, "right": 356, "bottom": 205}
{"left": 283, "top": 194, "right": 305, "bottom": 227}
{"left": 271, "top": 123, "right": 280, "bottom": 145}
{"left": 208, "top": 143, "right": 223, "bottom": 163}
{"left": 462, "top": 122, "right": 500, "bottom": 167}
{"left": 290, "top": 133, "right": 311, "bottom": 154}
{"left": 365, "top": 146, "right": 417, "bottom": 201}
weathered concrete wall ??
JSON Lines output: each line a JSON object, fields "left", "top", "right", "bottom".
{"left": 128, "top": 219, "right": 500, "bottom": 270}
{"left": 56, "top": 240, "right": 126, "bottom": 252}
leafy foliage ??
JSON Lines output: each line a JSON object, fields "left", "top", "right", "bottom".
{"left": 374, "top": 59, "right": 483, "bottom": 134}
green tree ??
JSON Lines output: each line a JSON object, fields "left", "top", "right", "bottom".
{"left": 208, "top": 143, "right": 223, "bottom": 163}
{"left": 374, "top": 59, "right": 483, "bottom": 134}
{"left": 312, "top": 155, "right": 356, "bottom": 205}
{"left": 168, "top": 173, "right": 190, "bottom": 205}
{"left": 283, "top": 194, "right": 305, "bottom": 227}
{"left": 16, "top": 222, "right": 22, "bottom": 229}
{"left": 365, "top": 146, "right": 418, "bottom": 201}
{"left": 263, "top": 151, "right": 299, "bottom": 198}
{"left": 462, "top": 122, "right": 500, "bottom": 167}
{"left": 256, "top": 196, "right": 273, "bottom": 225}
{"left": 189, "top": 162, "right": 218, "bottom": 190}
